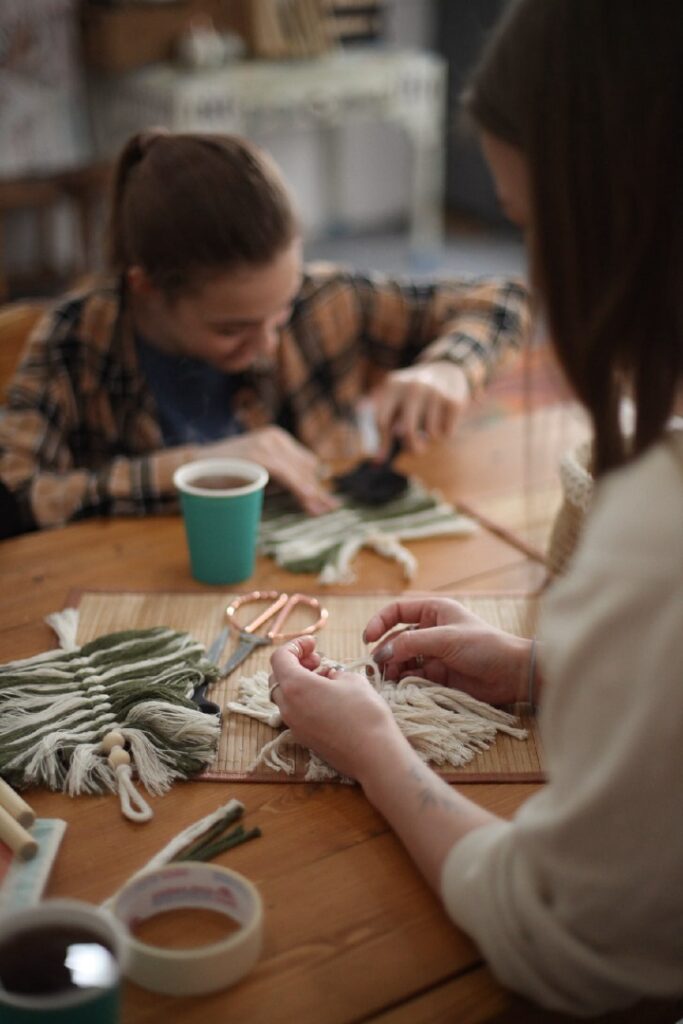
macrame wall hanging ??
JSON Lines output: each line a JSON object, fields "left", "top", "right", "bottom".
{"left": 228, "top": 654, "right": 528, "bottom": 783}
{"left": 0, "top": 611, "right": 220, "bottom": 822}
{"left": 259, "top": 480, "right": 477, "bottom": 585}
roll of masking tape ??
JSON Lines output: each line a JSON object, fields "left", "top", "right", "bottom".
{"left": 110, "top": 862, "right": 263, "bottom": 996}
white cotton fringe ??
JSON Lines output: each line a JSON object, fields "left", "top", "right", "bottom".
{"left": 317, "top": 519, "right": 476, "bottom": 585}
{"left": 45, "top": 608, "right": 80, "bottom": 651}
{"left": 319, "top": 531, "right": 418, "bottom": 585}
{"left": 228, "top": 663, "right": 527, "bottom": 783}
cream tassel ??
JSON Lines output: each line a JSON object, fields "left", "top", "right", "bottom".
{"left": 319, "top": 535, "right": 367, "bottom": 585}
{"left": 44, "top": 608, "right": 80, "bottom": 651}
{"left": 363, "top": 532, "right": 417, "bottom": 579}
{"left": 227, "top": 671, "right": 282, "bottom": 728}
{"left": 251, "top": 730, "right": 296, "bottom": 774}
{"left": 115, "top": 762, "right": 154, "bottom": 823}
{"left": 101, "top": 731, "right": 153, "bottom": 823}
{"left": 231, "top": 656, "right": 527, "bottom": 780}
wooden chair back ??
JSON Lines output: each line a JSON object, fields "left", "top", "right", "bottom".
{"left": 0, "top": 303, "right": 46, "bottom": 403}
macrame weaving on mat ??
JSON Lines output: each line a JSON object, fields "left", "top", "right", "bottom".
{"left": 259, "top": 481, "right": 476, "bottom": 584}
{"left": 0, "top": 620, "right": 220, "bottom": 819}
{"left": 228, "top": 657, "right": 527, "bottom": 783}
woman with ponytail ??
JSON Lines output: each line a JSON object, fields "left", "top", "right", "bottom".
{"left": 0, "top": 130, "right": 528, "bottom": 535}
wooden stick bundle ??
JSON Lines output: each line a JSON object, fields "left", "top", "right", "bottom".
{"left": 0, "top": 777, "right": 37, "bottom": 861}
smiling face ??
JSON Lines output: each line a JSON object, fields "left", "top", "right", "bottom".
{"left": 129, "top": 238, "right": 303, "bottom": 372}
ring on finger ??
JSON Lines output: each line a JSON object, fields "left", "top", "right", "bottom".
{"left": 269, "top": 681, "right": 282, "bottom": 700}
{"left": 414, "top": 654, "right": 424, "bottom": 670}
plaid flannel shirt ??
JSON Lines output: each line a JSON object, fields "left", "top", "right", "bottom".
{"left": 0, "top": 264, "right": 529, "bottom": 535}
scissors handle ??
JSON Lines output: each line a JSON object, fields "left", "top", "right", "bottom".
{"left": 239, "top": 592, "right": 289, "bottom": 635}
{"left": 190, "top": 682, "right": 221, "bottom": 716}
{"left": 226, "top": 590, "right": 328, "bottom": 643}
{"left": 268, "top": 593, "right": 328, "bottom": 640}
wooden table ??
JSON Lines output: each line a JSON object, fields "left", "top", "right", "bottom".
{"left": 1, "top": 390, "right": 678, "bottom": 1024}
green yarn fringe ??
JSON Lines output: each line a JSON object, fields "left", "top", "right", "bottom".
{"left": 259, "top": 481, "right": 476, "bottom": 582}
{"left": 0, "top": 627, "right": 220, "bottom": 797}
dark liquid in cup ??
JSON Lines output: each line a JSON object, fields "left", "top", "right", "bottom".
{"left": 0, "top": 924, "right": 117, "bottom": 996}
{"left": 191, "top": 474, "right": 252, "bottom": 490}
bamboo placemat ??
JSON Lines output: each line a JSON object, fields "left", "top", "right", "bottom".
{"left": 75, "top": 591, "right": 543, "bottom": 784}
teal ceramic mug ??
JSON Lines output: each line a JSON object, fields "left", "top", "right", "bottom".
{"left": 0, "top": 899, "right": 129, "bottom": 1023}
{"left": 173, "top": 458, "right": 269, "bottom": 585}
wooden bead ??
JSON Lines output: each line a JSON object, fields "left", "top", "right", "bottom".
{"left": 101, "top": 730, "right": 125, "bottom": 753}
{"left": 108, "top": 746, "right": 131, "bottom": 768}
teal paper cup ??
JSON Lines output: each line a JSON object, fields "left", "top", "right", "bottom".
{"left": 173, "top": 458, "right": 269, "bottom": 585}
{"left": 0, "top": 899, "right": 128, "bottom": 1024}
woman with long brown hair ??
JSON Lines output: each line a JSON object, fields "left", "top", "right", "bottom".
{"left": 269, "top": 0, "right": 683, "bottom": 1014}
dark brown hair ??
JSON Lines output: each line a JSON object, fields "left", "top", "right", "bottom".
{"left": 464, "top": 0, "right": 683, "bottom": 475}
{"left": 106, "top": 130, "right": 299, "bottom": 298}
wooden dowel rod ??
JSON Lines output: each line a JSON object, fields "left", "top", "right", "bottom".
{"left": 0, "top": 805, "right": 38, "bottom": 862}
{"left": 0, "top": 777, "right": 36, "bottom": 828}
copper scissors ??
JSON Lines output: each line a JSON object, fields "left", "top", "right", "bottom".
{"left": 193, "top": 591, "right": 328, "bottom": 713}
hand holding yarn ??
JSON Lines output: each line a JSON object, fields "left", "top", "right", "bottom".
{"left": 268, "top": 636, "right": 400, "bottom": 783}
{"left": 365, "top": 598, "right": 533, "bottom": 706}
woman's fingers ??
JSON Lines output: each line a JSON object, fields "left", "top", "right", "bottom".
{"left": 266, "top": 451, "right": 338, "bottom": 515}
{"left": 269, "top": 638, "right": 316, "bottom": 712}
{"left": 272, "top": 634, "right": 317, "bottom": 671}
{"left": 369, "top": 363, "right": 470, "bottom": 456}
{"left": 363, "top": 601, "right": 426, "bottom": 643}
{"left": 216, "top": 427, "right": 340, "bottom": 516}
{"left": 424, "top": 394, "right": 444, "bottom": 441}
{"left": 391, "top": 389, "right": 426, "bottom": 452}
{"left": 293, "top": 484, "right": 339, "bottom": 516}
{"left": 363, "top": 598, "right": 466, "bottom": 644}
{"left": 373, "top": 626, "right": 458, "bottom": 669}
{"left": 371, "top": 391, "right": 402, "bottom": 459}
{"left": 399, "top": 658, "right": 450, "bottom": 685}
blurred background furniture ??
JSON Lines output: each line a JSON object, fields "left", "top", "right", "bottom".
{"left": 88, "top": 48, "right": 446, "bottom": 258}
{"left": 1, "top": 1, "right": 525, "bottom": 301}
{"left": 0, "top": 0, "right": 105, "bottom": 299}
{"left": 0, "top": 164, "right": 111, "bottom": 302}
{"left": 79, "top": 0, "right": 386, "bottom": 69}
{"left": 436, "top": 0, "right": 509, "bottom": 225}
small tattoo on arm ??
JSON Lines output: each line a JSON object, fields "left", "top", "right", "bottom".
{"left": 408, "top": 765, "right": 462, "bottom": 815}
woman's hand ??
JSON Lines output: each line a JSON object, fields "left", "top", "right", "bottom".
{"left": 204, "top": 425, "right": 338, "bottom": 516}
{"left": 370, "top": 361, "right": 470, "bottom": 457}
{"left": 270, "top": 633, "right": 498, "bottom": 893}
{"left": 269, "top": 636, "right": 403, "bottom": 782}
{"left": 364, "top": 598, "right": 532, "bottom": 706}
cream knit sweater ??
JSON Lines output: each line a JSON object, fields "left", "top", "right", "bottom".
{"left": 441, "top": 433, "right": 683, "bottom": 1016}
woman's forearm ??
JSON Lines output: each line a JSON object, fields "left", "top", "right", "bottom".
{"left": 358, "top": 731, "right": 498, "bottom": 893}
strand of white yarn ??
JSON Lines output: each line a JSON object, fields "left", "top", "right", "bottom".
{"left": 100, "top": 730, "right": 153, "bottom": 822}
{"left": 44, "top": 607, "right": 80, "bottom": 651}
